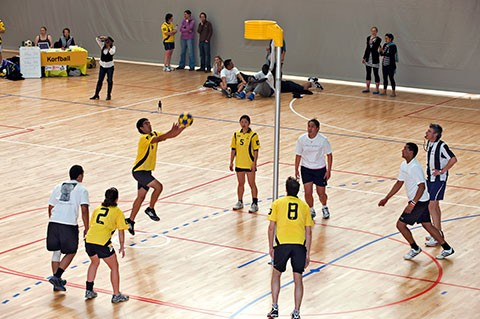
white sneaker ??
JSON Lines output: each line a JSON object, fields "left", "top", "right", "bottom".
{"left": 322, "top": 207, "right": 330, "bottom": 219}
{"left": 310, "top": 208, "right": 316, "bottom": 219}
{"left": 436, "top": 247, "right": 454, "bottom": 259}
{"left": 425, "top": 237, "right": 439, "bottom": 247}
{"left": 233, "top": 201, "right": 244, "bottom": 210}
{"left": 404, "top": 247, "right": 422, "bottom": 260}
{"left": 249, "top": 203, "right": 258, "bottom": 213}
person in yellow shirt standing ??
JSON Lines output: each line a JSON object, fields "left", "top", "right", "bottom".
{"left": 126, "top": 118, "right": 183, "bottom": 235}
{"left": 0, "top": 19, "right": 5, "bottom": 62}
{"left": 84, "top": 188, "right": 129, "bottom": 303}
{"left": 267, "top": 177, "right": 314, "bottom": 319}
{"left": 230, "top": 115, "right": 260, "bottom": 213}
{"left": 161, "top": 13, "right": 177, "bottom": 72}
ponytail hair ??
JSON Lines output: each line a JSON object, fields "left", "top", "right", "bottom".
{"left": 102, "top": 187, "right": 119, "bottom": 207}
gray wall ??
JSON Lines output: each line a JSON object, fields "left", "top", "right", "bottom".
{"left": 2, "top": 0, "right": 479, "bottom": 93}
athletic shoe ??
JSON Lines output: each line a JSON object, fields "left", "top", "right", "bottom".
{"left": 106, "top": 95, "right": 111, "bottom": 101}
{"left": 249, "top": 203, "right": 259, "bottom": 213}
{"left": 222, "top": 89, "right": 233, "bottom": 98}
{"left": 125, "top": 218, "right": 135, "bottom": 235}
{"left": 372, "top": 91, "right": 380, "bottom": 94}
{"left": 163, "top": 66, "right": 172, "bottom": 72}
{"left": 85, "top": 290, "right": 98, "bottom": 299}
{"left": 425, "top": 235, "right": 433, "bottom": 241}
{"left": 232, "top": 201, "right": 244, "bottom": 210}
{"left": 267, "top": 306, "right": 279, "bottom": 318}
{"left": 313, "top": 81, "right": 323, "bottom": 90}
{"left": 307, "top": 77, "right": 318, "bottom": 83}
{"left": 436, "top": 247, "right": 454, "bottom": 260}
{"left": 48, "top": 275, "right": 66, "bottom": 291}
{"left": 247, "top": 93, "right": 255, "bottom": 100}
{"left": 237, "top": 91, "right": 246, "bottom": 99}
{"left": 322, "top": 207, "right": 330, "bottom": 219}
{"left": 403, "top": 247, "right": 422, "bottom": 260}
{"left": 90, "top": 95, "right": 99, "bottom": 100}
{"left": 361, "top": 89, "right": 370, "bottom": 93}
{"left": 291, "top": 311, "right": 301, "bottom": 319}
{"left": 167, "top": 66, "right": 174, "bottom": 72}
{"left": 145, "top": 207, "right": 160, "bottom": 221}
{"left": 176, "top": 66, "right": 185, "bottom": 70}
{"left": 310, "top": 208, "right": 316, "bottom": 219}
{"left": 111, "top": 293, "right": 129, "bottom": 303}
{"left": 425, "top": 237, "right": 439, "bottom": 247}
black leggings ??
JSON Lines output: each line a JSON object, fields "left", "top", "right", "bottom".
{"left": 365, "top": 66, "right": 380, "bottom": 83}
{"left": 95, "top": 66, "right": 114, "bottom": 96}
{"left": 382, "top": 65, "right": 396, "bottom": 90}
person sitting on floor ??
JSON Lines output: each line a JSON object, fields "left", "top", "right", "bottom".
{"left": 237, "top": 64, "right": 275, "bottom": 100}
{"left": 219, "top": 59, "right": 246, "bottom": 98}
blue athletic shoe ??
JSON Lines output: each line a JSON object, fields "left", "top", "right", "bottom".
{"left": 248, "top": 93, "right": 255, "bottom": 101}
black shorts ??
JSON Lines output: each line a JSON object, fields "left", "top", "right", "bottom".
{"left": 273, "top": 244, "right": 307, "bottom": 274}
{"left": 132, "top": 170, "right": 155, "bottom": 191}
{"left": 235, "top": 167, "right": 256, "bottom": 172}
{"left": 227, "top": 83, "right": 239, "bottom": 92}
{"left": 301, "top": 166, "right": 327, "bottom": 187}
{"left": 46, "top": 222, "right": 79, "bottom": 254}
{"left": 85, "top": 242, "right": 115, "bottom": 259}
{"left": 399, "top": 200, "right": 431, "bottom": 225}
{"left": 163, "top": 42, "right": 175, "bottom": 50}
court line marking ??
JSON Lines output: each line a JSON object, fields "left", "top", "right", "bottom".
{"left": 0, "top": 88, "right": 203, "bottom": 139}
{"left": 229, "top": 213, "right": 480, "bottom": 318}
{"left": 289, "top": 97, "right": 480, "bottom": 148}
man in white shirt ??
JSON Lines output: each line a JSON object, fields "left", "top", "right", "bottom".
{"left": 378, "top": 143, "right": 454, "bottom": 260}
{"left": 424, "top": 123, "right": 457, "bottom": 247}
{"left": 295, "top": 119, "right": 333, "bottom": 219}
{"left": 219, "top": 59, "right": 246, "bottom": 98}
{"left": 237, "top": 64, "right": 275, "bottom": 100}
{"left": 46, "top": 165, "right": 90, "bottom": 291}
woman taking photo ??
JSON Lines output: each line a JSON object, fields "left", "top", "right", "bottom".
{"left": 90, "top": 36, "right": 116, "bottom": 100}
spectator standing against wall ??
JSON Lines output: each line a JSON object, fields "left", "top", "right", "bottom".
{"left": 197, "top": 12, "right": 213, "bottom": 72}
{"left": 177, "top": 10, "right": 195, "bottom": 71}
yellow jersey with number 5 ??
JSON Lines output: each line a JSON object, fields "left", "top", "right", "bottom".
{"left": 85, "top": 205, "right": 128, "bottom": 246}
{"left": 231, "top": 128, "right": 260, "bottom": 169}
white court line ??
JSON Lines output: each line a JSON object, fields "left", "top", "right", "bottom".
{"left": 328, "top": 185, "right": 480, "bottom": 210}
{"left": 0, "top": 87, "right": 203, "bottom": 138}
{"left": 0, "top": 138, "right": 271, "bottom": 179}
{"left": 289, "top": 98, "right": 480, "bottom": 148}
{"left": 314, "top": 91, "right": 479, "bottom": 112}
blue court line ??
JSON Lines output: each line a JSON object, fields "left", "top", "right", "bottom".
{"left": 237, "top": 254, "right": 269, "bottom": 269}
{"left": 229, "top": 213, "right": 480, "bottom": 318}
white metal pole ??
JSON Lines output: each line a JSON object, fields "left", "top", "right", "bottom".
{"left": 273, "top": 46, "right": 281, "bottom": 200}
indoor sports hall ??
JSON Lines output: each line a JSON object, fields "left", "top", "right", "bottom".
{"left": 0, "top": 1, "right": 479, "bottom": 319}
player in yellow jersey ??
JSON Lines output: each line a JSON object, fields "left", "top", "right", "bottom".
{"left": 162, "top": 13, "right": 177, "bottom": 72}
{"left": 0, "top": 19, "right": 5, "bottom": 62}
{"left": 267, "top": 177, "right": 314, "bottom": 319}
{"left": 230, "top": 114, "right": 260, "bottom": 213}
{"left": 126, "top": 118, "right": 183, "bottom": 235}
{"left": 85, "top": 188, "right": 129, "bottom": 303}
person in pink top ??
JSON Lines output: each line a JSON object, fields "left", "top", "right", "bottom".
{"left": 177, "top": 9, "right": 195, "bottom": 70}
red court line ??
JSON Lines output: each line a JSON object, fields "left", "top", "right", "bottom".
{"left": 407, "top": 115, "right": 480, "bottom": 126}
{"left": 0, "top": 266, "right": 229, "bottom": 318}
{"left": 402, "top": 96, "right": 460, "bottom": 117}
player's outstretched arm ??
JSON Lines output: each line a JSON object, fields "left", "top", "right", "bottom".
{"left": 378, "top": 180, "right": 404, "bottom": 207}
{"left": 152, "top": 123, "right": 184, "bottom": 143}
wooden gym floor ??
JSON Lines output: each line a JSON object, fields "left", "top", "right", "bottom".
{"left": 0, "top": 57, "right": 479, "bottom": 319}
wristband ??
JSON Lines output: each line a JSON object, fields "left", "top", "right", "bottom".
{"left": 408, "top": 200, "right": 416, "bottom": 207}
